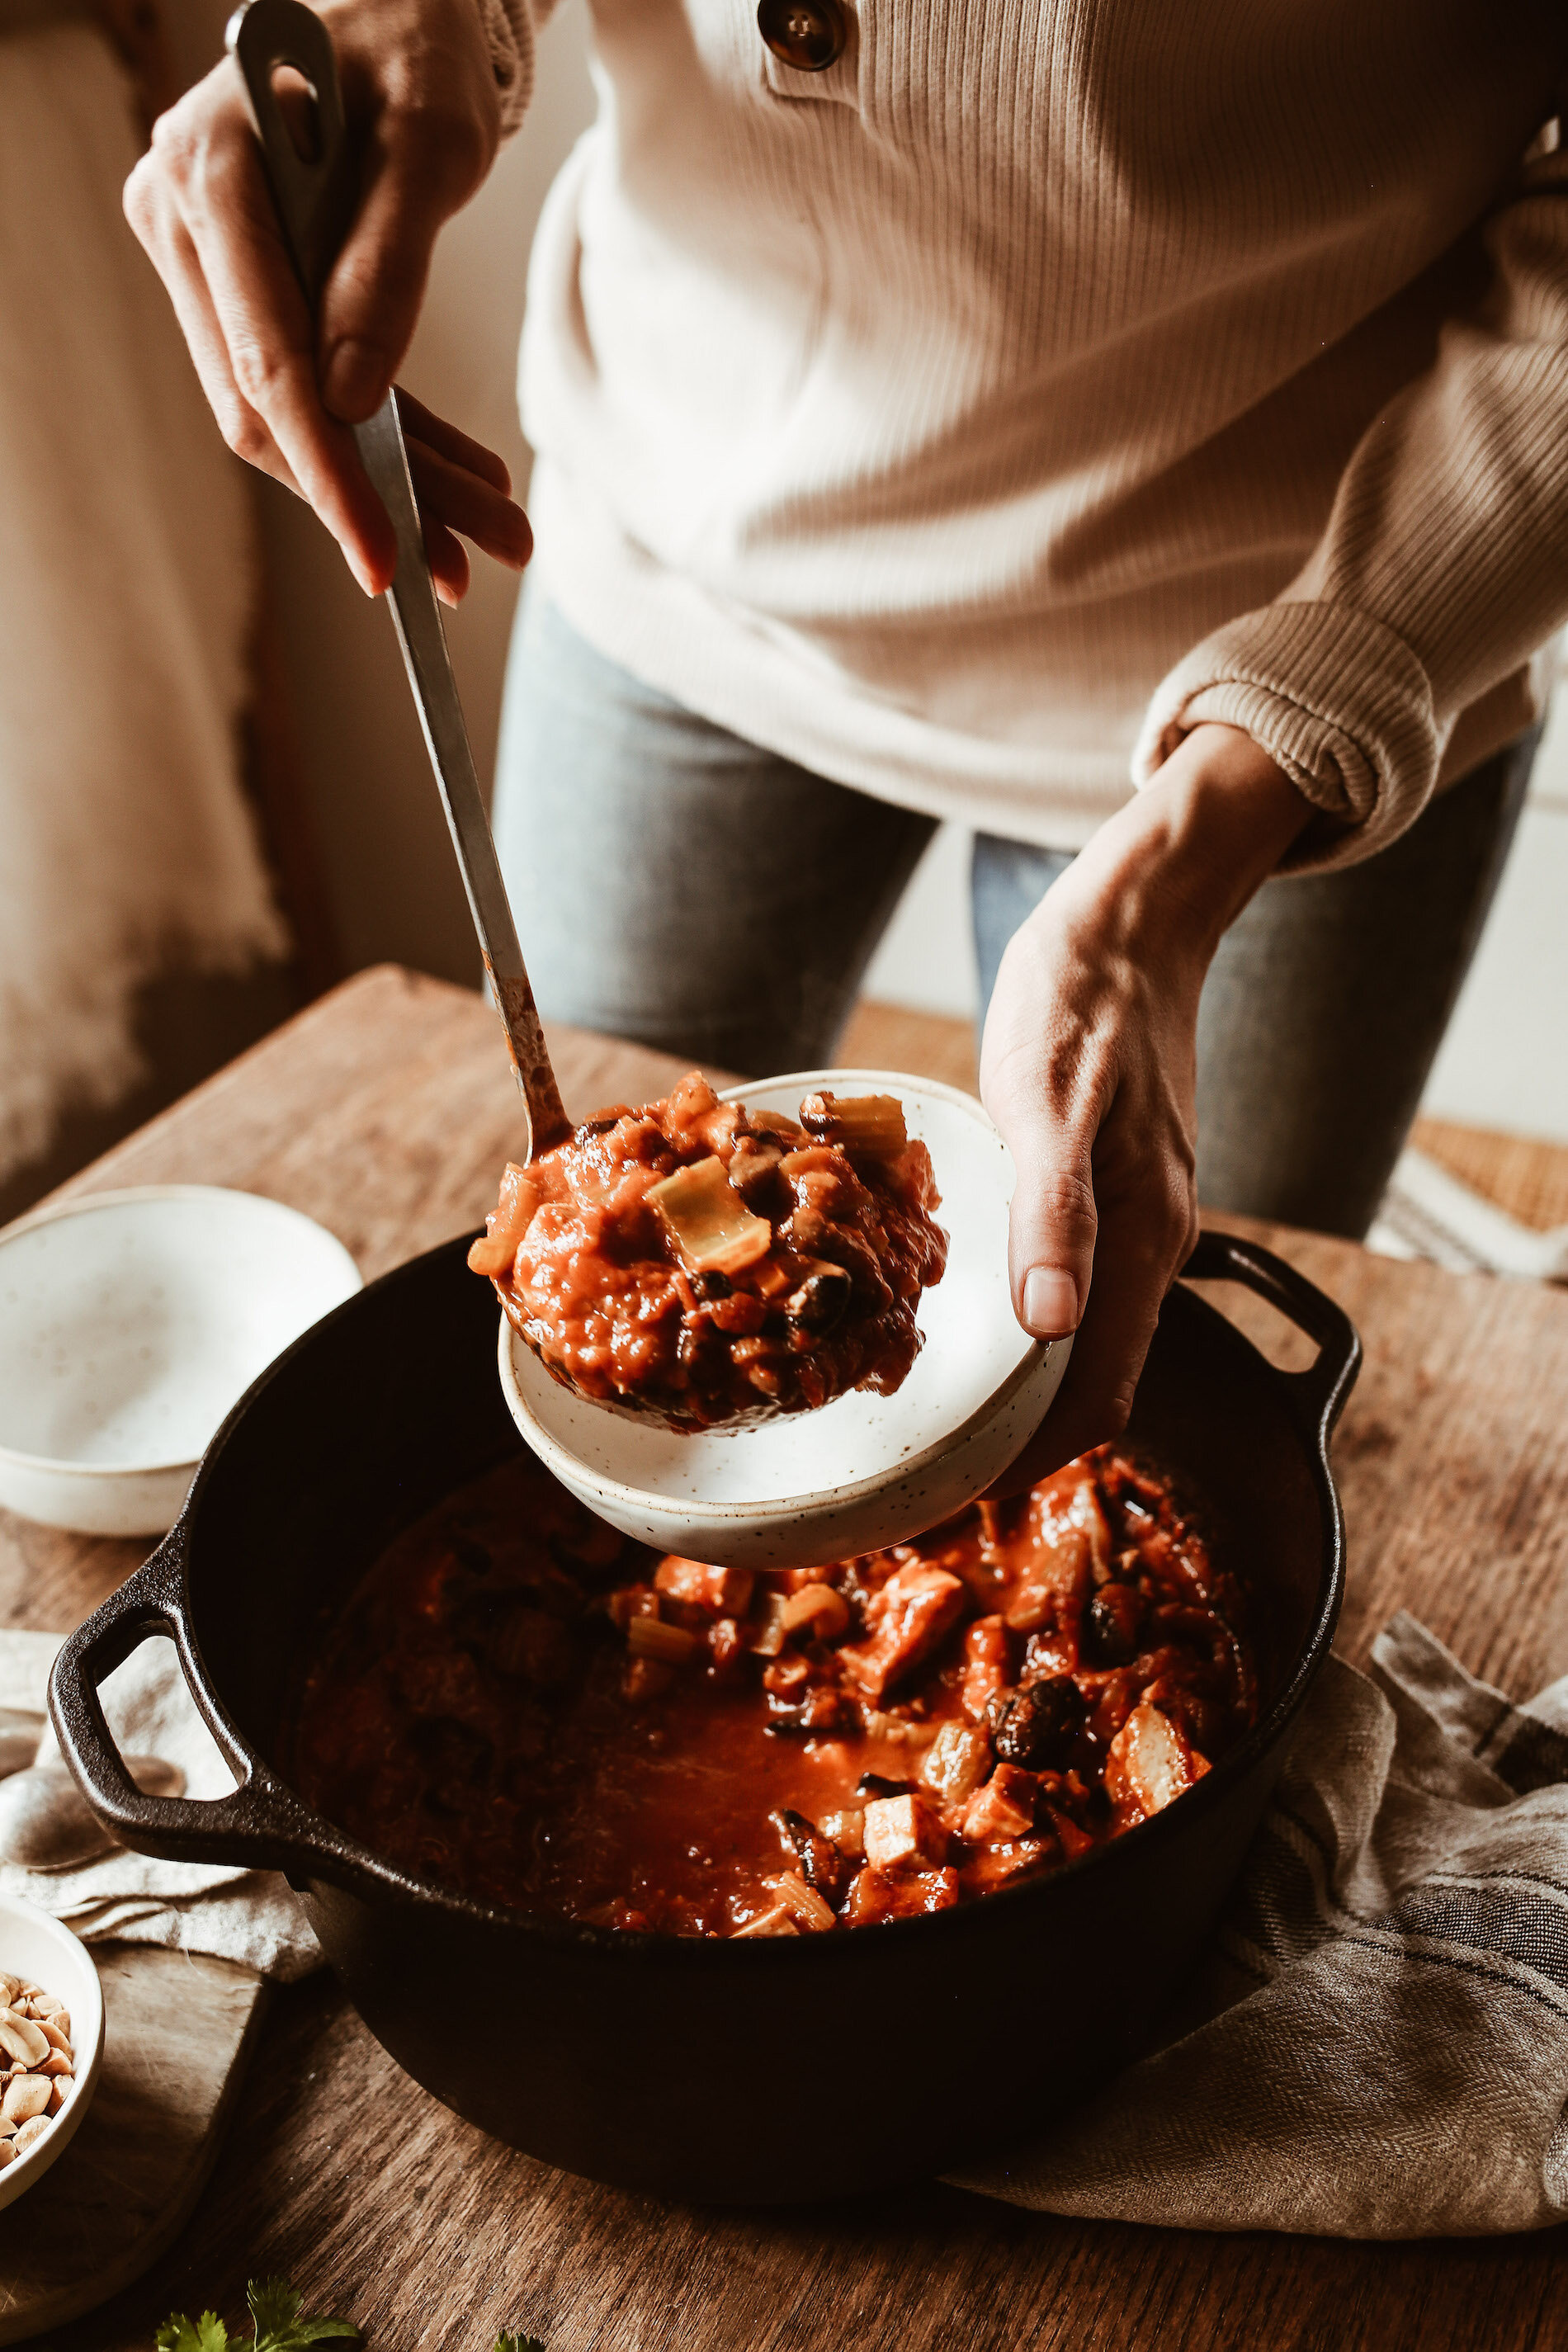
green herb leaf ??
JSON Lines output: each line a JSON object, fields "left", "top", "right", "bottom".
{"left": 157, "top": 2279, "right": 357, "bottom": 2352}
{"left": 248, "top": 2280, "right": 304, "bottom": 2341}
{"left": 245, "top": 2275, "right": 359, "bottom": 2350}
{"left": 494, "top": 2334, "right": 548, "bottom": 2352}
{"left": 154, "top": 2316, "right": 229, "bottom": 2352}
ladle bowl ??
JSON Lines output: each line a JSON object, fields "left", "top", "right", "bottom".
{"left": 498, "top": 1069, "right": 1069, "bottom": 1569}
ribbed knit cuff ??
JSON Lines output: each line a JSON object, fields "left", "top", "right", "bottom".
{"left": 473, "top": 0, "right": 535, "bottom": 135}
{"left": 1131, "top": 602, "right": 1441, "bottom": 873}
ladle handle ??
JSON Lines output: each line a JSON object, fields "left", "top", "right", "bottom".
{"left": 225, "top": 0, "right": 572, "bottom": 1159}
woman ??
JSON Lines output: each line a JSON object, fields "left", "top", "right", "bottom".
{"left": 125, "top": 0, "right": 1568, "bottom": 1475}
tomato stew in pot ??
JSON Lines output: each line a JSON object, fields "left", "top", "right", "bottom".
{"left": 290, "top": 1441, "right": 1255, "bottom": 1936}
{"left": 467, "top": 1073, "right": 947, "bottom": 1429}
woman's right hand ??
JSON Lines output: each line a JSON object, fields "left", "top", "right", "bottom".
{"left": 124, "top": 0, "right": 533, "bottom": 604}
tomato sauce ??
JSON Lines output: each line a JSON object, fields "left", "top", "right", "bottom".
{"left": 290, "top": 1443, "right": 1256, "bottom": 1936}
{"left": 467, "top": 1073, "right": 947, "bottom": 1429}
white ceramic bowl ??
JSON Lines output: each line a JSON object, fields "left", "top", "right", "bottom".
{"left": 498, "top": 1070, "right": 1070, "bottom": 1568}
{"left": 0, "top": 1187, "right": 362, "bottom": 1537}
{"left": 0, "top": 1893, "right": 104, "bottom": 2211}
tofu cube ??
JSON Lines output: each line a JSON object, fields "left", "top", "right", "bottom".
{"left": 1104, "top": 1703, "right": 1197, "bottom": 1821}
{"left": 919, "top": 1721, "right": 993, "bottom": 1802}
{"left": 961, "top": 1764, "right": 1039, "bottom": 1845}
{"left": 838, "top": 1564, "right": 966, "bottom": 1699}
{"left": 654, "top": 1556, "right": 754, "bottom": 1618}
{"left": 862, "top": 1792, "right": 947, "bottom": 1874}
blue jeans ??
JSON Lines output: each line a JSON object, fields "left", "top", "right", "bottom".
{"left": 493, "top": 593, "right": 1533, "bottom": 1239}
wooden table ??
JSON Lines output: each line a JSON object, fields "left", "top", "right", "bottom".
{"left": 5, "top": 964, "right": 1566, "bottom": 2352}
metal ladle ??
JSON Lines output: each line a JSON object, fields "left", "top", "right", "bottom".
{"left": 228, "top": 0, "right": 572, "bottom": 1167}
{"left": 0, "top": 1755, "right": 186, "bottom": 1873}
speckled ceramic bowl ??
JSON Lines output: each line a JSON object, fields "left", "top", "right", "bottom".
{"left": 497, "top": 1070, "right": 1070, "bottom": 1569}
{"left": 0, "top": 1188, "right": 361, "bottom": 1536}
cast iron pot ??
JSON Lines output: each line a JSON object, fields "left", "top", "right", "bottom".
{"left": 50, "top": 1226, "right": 1358, "bottom": 2203}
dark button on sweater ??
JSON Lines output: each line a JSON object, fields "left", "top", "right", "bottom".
{"left": 758, "top": 0, "right": 847, "bottom": 73}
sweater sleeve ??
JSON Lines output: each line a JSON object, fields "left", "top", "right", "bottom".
{"left": 1132, "top": 129, "right": 1568, "bottom": 871}
{"left": 473, "top": 0, "right": 555, "bottom": 136}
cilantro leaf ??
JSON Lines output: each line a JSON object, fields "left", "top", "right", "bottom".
{"left": 158, "top": 2280, "right": 357, "bottom": 2352}
{"left": 155, "top": 2316, "right": 229, "bottom": 2352}
{"left": 495, "top": 2333, "right": 548, "bottom": 2351}
{"left": 248, "top": 2282, "right": 304, "bottom": 2340}
{"left": 246, "top": 2275, "right": 359, "bottom": 2349}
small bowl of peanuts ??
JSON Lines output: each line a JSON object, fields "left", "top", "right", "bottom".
{"left": 0, "top": 1892, "right": 103, "bottom": 2209}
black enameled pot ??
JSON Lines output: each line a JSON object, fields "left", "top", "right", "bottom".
{"left": 50, "top": 1227, "right": 1358, "bottom": 2203}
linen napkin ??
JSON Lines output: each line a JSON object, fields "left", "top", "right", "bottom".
{"left": 0, "top": 1629, "right": 319, "bottom": 1981}
{"left": 1368, "top": 1146, "right": 1568, "bottom": 1282}
{"left": 957, "top": 1612, "right": 1568, "bottom": 2236}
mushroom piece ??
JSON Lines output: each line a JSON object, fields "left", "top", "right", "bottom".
{"left": 770, "top": 1807, "right": 849, "bottom": 1908}
{"left": 785, "top": 1262, "right": 853, "bottom": 1334}
{"left": 986, "top": 1675, "right": 1088, "bottom": 1769}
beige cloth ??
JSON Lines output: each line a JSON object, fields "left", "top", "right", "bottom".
{"left": 484, "top": 1, "right": 1567, "bottom": 866}
{"left": 0, "top": 21, "right": 286, "bottom": 1183}
{"left": 0, "top": 1628, "right": 319, "bottom": 1983}
{"left": 956, "top": 1614, "right": 1568, "bottom": 2236}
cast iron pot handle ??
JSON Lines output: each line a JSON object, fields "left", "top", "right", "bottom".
{"left": 1180, "top": 1227, "right": 1362, "bottom": 1444}
{"left": 50, "top": 1523, "right": 335, "bottom": 1878}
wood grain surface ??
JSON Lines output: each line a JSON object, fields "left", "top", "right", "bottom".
{"left": 0, "top": 1950, "right": 266, "bottom": 2345}
{"left": 3, "top": 965, "right": 1566, "bottom": 2352}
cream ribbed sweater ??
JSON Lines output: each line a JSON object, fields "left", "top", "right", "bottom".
{"left": 479, "top": 0, "right": 1568, "bottom": 865}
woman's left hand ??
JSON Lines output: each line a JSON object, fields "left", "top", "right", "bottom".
{"left": 980, "top": 722, "right": 1312, "bottom": 1488}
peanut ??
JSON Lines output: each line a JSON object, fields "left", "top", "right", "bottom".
{"left": 0, "top": 1970, "right": 78, "bottom": 2164}
{"left": 2, "top": 2076, "right": 51, "bottom": 2127}
{"left": 0, "top": 2011, "right": 49, "bottom": 2068}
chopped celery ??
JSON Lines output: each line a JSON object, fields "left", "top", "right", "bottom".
{"left": 648, "top": 1155, "right": 772, "bottom": 1275}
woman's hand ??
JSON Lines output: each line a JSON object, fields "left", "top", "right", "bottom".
{"left": 124, "top": 0, "right": 532, "bottom": 604}
{"left": 980, "top": 724, "right": 1312, "bottom": 1487}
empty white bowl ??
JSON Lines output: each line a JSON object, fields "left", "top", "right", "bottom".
{"left": 498, "top": 1070, "right": 1070, "bottom": 1568}
{"left": 0, "top": 1187, "right": 361, "bottom": 1537}
{"left": 0, "top": 1892, "right": 103, "bottom": 2211}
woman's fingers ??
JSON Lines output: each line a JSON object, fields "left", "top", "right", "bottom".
{"left": 178, "top": 91, "right": 396, "bottom": 588}
{"left": 405, "top": 432, "right": 532, "bottom": 569}
{"left": 317, "top": 59, "right": 498, "bottom": 424}
{"left": 123, "top": 0, "right": 507, "bottom": 595}
{"left": 423, "top": 516, "right": 470, "bottom": 606}
{"left": 987, "top": 1153, "right": 1194, "bottom": 1494}
{"left": 132, "top": 65, "right": 395, "bottom": 591}
{"left": 128, "top": 190, "right": 303, "bottom": 496}
{"left": 978, "top": 872, "right": 1202, "bottom": 1493}
{"left": 398, "top": 390, "right": 512, "bottom": 492}
{"left": 980, "top": 933, "right": 1105, "bottom": 1344}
